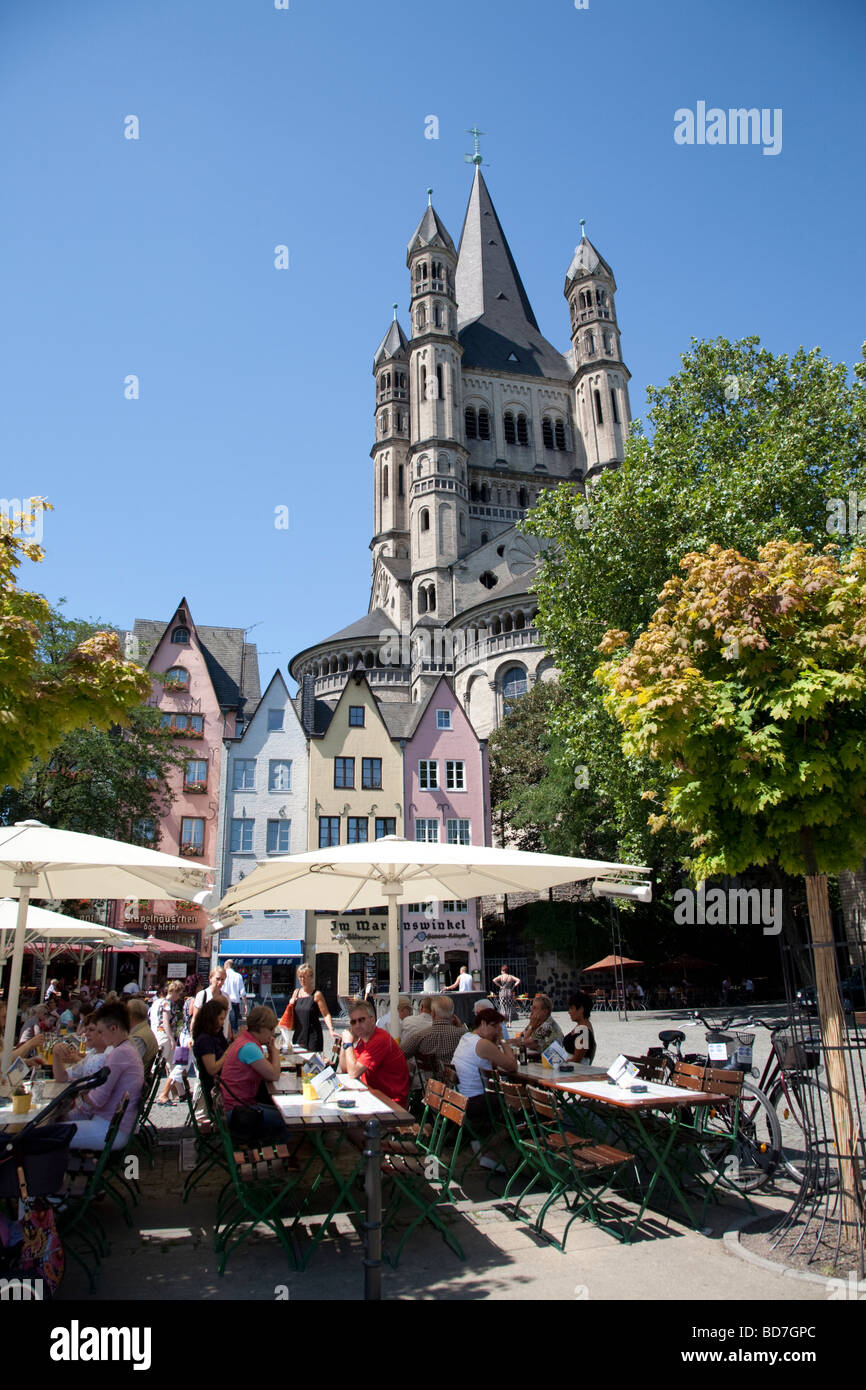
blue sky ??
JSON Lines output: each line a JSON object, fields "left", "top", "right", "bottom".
{"left": 3, "top": 0, "right": 864, "bottom": 688}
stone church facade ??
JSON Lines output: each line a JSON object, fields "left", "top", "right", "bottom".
{"left": 290, "top": 166, "right": 631, "bottom": 739}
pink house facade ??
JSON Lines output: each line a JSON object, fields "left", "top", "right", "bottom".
{"left": 119, "top": 599, "right": 260, "bottom": 979}
{"left": 401, "top": 677, "right": 489, "bottom": 990}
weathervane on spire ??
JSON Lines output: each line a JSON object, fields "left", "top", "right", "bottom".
{"left": 465, "top": 125, "right": 487, "bottom": 167}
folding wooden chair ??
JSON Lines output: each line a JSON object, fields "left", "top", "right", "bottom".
{"left": 381, "top": 1084, "right": 470, "bottom": 1266}
{"left": 57, "top": 1094, "right": 130, "bottom": 1291}
{"left": 210, "top": 1089, "right": 300, "bottom": 1275}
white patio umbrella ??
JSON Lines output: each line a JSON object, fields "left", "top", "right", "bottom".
{"left": 217, "top": 836, "right": 651, "bottom": 1038}
{"left": 0, "top": 898, "right": 137, "bottom": 998}
{"left": 0, "top": 820, "right": 212, "bottom": 1069}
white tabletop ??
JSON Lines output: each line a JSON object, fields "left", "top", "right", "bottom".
{"left": 272, "top": 1087, "right": 394, "bottom": 1119}
{"left": 558, "top": 1078, "right": 713, "bottom": 1106}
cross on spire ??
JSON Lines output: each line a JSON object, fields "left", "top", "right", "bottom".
{"left": 465, "top": 125, "right": 486, "bottom": 167}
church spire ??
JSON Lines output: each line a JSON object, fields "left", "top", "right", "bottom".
{"left": 455, "top": 167, "right": 538, "bottom": 331}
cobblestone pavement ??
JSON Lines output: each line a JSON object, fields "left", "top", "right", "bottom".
{"left": 53, "top": 1004, "right": 839, "bottom": 1303}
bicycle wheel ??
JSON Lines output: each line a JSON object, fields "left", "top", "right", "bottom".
{"left": 769, "top": 1075, "right": 837, "bottom": 1184}
{"left": 699, "top": 1078, "right": 782, "bottom": 1192}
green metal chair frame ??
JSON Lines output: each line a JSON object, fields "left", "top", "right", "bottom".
{"left": 57, "top": 1094, "right": 131, "bottom": 1291}
{"left": 210, "top": 1089, "right": 300, "bottom": 1276}
{"left": 381, "top": 1081, "right": 470, "bottom": 1266}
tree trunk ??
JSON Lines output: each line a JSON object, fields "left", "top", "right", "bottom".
{"left": 804, "top": 872, "right": 864, "bottom": 1229}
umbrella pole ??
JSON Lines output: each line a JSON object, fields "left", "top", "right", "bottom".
{"left": 2, "top": 872, "right": 37, "bottom": 1072}
{"left": 385, "top": 884, "right": 401, "bottom": 1040}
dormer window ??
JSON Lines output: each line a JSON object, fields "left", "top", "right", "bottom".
{"left": 171, "top": 626, "right": 190, "bottom": 644}
{"left": 162, "top": 666, "right": 189, "bottom": 689}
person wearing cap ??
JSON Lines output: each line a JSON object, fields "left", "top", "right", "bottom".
{"left": 450, "top": 1007, "right": 518, "bottom": 1123}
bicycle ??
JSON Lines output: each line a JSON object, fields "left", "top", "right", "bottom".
{"left": 742, "top": 1016, "right": 833, "bottom": 1184}
{"left": 649, "top": 1014, "right": 782, "bottom": 1192}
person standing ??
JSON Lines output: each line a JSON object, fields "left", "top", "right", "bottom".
{"left": 222, "top": 959, "right": 246, "bottom": 1033}
{"left": 443, "top": 965, "right": 475, "bottom": 994}
{"left": 491, "top": 966, "right": 521, "bottom": 1022}
{"left": 282, "top": 964, "right": 334, "bottom": 1053}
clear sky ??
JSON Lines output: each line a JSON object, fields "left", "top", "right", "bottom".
{"left": 3, "top": 0, "right": 864, "bottom": 689}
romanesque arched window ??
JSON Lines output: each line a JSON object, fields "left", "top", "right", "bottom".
{"left": 594, "top": 390, "right": 604, "bottom": 425}
{"left": 516, "top": 414, "right": 528, "bottom": 446}
{"left": 504, "top": 412, "right": 516, "bottom": 445}
{"left": 420, "top": 508, "right": 430, "bottom": 532}
{"left": 478, "top": 407, "right": 491, "bottom": 440}
{"left": 542, "top": 417, "right": 554, "bottom": 450}
{"left": 383, "top": 465, "right": 389, "bottom": 499}
{"left": 465, "top": 406, "right": 478, "bottom": 438}
{"left": 555, "top": 419, "right": 567, "bottom": 450}
{"left": 503, "top": 665, "right": 528, "bottom": 715}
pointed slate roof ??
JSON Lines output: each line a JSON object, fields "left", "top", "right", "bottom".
{"left": 131, "top": 601, "right": 261, "bottom": 712}
{"left": 373, "top": 317, "right": 409, "bottom": 368}
{"left": 406, "top": 203, "right": 455, "bottom": 258}
{"left": 565, "top": 234, "right": 615, "bottom": 286}
{"left": 455, "top": 169, "right": 571, "bottom": 380}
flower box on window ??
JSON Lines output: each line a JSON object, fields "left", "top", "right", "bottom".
{"left": 180, "top": 842, "right": 204, "bottom": 857}
{"left": 184, "top": 781, "right": 207, "bottom": 795}
{"left": 173, "top": 728, "right": 203, "bottom": 739}
{"left": 160, "top": 677, "right": 188, "bottom": 691}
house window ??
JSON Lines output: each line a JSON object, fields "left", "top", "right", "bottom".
{"left": 266, "top": 819, "right": 291, "bottom": 854}
{"left": 334, "top": 757, "right": 355, "bottom": 789}
{"left": 185, "top": 759, "right": 207, "bottom": 788}
{"left": 232, "top": 760, "right": 256, "bottom": 791}
{"left": 478, "top": 407, "right": 491, "bottom": 440}
{"left": 504, "top": 412, "right": 516, "bottom": 444}
{"left": 267, "top": 709, "right": 284, "bottom": 731}
{"left": 268, "top": 759, "right": 292, "bottom": 792}
{"left": 407, "top": 902, "right": 434, "bottom": 915}
{"left": 594, "top": 389, "right": 604, "bottom": 425}
{"left": 163, "top": 666, "right": 189, "bottom": 687}
{"left": 446, "top": 819, "right": 471, "bottom": 845}
{"left": 375, "top": 817, "right": 396, "bottom": 839}
{"left": 362, "top": 757, "right": 382, "bottom": 789}
{"left": 443, "top": 900, "right": 469, "bottom": 912}
{"left": 347, "top": 817, "right": 369, "bottom": 843}
{"left": 349, "top": 706, "right": 365, "bottom": 727}
{"left": 136, "top": 817, "right": 155, "bottom": 843}
{"left": 436, "top": 709, "right": 452, "bottom": 730}
{"left": 191, "top": 715, "right": 204, "bottom": 733}
{"left": 319, "top": 817, "right": 340, "bottom": 848}
{"left": 415, "top": 819, "right": 440, "bottom": 842}
{"left": 181, "top": 817, "right": 204, "bottom": 851}
{"left": 418, "top": 760, "right": 438, "bottom": 790}
{"left": 446, "top": 760, "right": 465, "bottom": 791}
{"left": 171, "top": 626, "right": 189, "bottom": 643}
{"left": 230, "top": 818, "right": 254, "bottom": 853}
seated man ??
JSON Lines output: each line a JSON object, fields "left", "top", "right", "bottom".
{"left": 50, "top": 1011, "right": 113, "bottom": 1080}
{"left": 126, "top": 997, "right": 159, "bottom": 1071}
{"left": 339, "top": 998, "right": 409, "bottom": 1107}
{"left": 513, "top": 993, "right": 563, "bottom": 1053}
{"left": 64, "top": 1001, "right": 145, "bottom": 1151}
{"left": 399, "top": 994, "right": 434, "bottom": 1053}
{"left": 218, "top": 1005, "right": 287, "bottom": 1137}
{"left": 405, "top": 995, "right": 466, "bottom": 1071}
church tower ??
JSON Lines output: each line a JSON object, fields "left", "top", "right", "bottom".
{"left": 565, "top": 223, "right": 631, "bottom": 477}
{"left": 371, "top": 308, "right": 411, "bottom": 571}
{"left": 405, "top": 192, "right": 470, "bottom": 632}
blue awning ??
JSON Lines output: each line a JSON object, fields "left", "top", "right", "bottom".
{"left": 217, "top": 939, "right": 304, "bottom": 961}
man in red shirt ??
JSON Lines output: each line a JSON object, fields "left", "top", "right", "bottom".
{"left": 339, "top": 998, "right": 410, "bottom": 1108}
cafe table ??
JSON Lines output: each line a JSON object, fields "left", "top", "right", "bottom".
{"left": 511, "top": 1071, "right": 721, "bottom": 1232}
{"left": 0, "top": 1079, "right": 69, "bottom": 1130}
{"left": 270, "top": 1080, "right": 413, "bottom": 1270}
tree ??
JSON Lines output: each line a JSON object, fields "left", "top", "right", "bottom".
{"left": 524, "top": 337, "right": 866, "bottom": 874}
{"left": 0, "top": 706, "right": 183, "bottom": 846}
{"left": 1, "top": 505, "right": 151, "bottom": 785}
{"left": 488, "top": 683, "right": 592, "bottom": 854}
{"left": 596, "top": 538, "right": 866, "bottom": 1226}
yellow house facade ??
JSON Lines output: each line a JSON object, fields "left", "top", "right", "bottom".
{"left": 306, "top": 673, "right": 406, "bottom": 1005}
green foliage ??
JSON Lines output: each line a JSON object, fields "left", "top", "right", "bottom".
{"left": 0, "top": 509, "right": 151, "bottom": 785}
{"left": 0, "top": 705, "right": 183, "bottom": 845}
{"left": 523, "top": 337, "right": 866, "bottom": 873}
{"left": 596, "top": 540, "right": 866, "bottom": 881}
